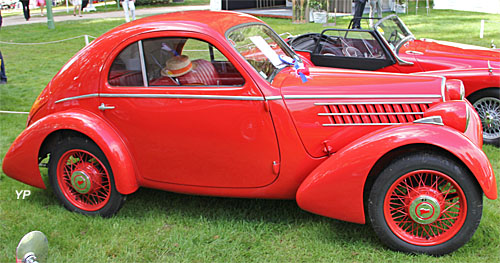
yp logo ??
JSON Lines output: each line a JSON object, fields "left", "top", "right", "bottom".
{"left": 16, "top": 190, "right": 31, "bottom": 199}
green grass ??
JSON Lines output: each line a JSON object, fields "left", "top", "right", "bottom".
{"left": 1, "top": 8, "right": 499, "bottom": 262}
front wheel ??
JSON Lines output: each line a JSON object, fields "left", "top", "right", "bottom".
{"left": 48, "top": 136, "right": 126, "bottom": 217}
{"left": 468, "top": 88, "right": 500, "bottom": 146}
{"left": 368, "top": 152, "right": 483, "bottom": 256}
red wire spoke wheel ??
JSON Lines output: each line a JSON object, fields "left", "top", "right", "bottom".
{"left": 49, "top": 136, "right": 125, "bottom": 217}
{"left": 368, "top": 152, "right": 483, "bottom": 256}
{"left": 384, "top": 170, "right": 466, "bottom": 246}
{"left": 57, "top": 149, "right": 111, "bottom": 211}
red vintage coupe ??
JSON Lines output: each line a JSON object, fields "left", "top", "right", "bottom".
{"left": 2, "top": 11, "right": 497, "bottom": 256}
{"left": 289, "top": 15, "right": 500, "bottom": 146}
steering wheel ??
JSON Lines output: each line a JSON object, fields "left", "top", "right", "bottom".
{"left": 343, "top": 46, "right": 363, "bottom": 57}
{"left": 388, "top": 30, "right": 400, "bottom": 46}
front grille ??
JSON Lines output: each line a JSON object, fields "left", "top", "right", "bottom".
{"left": 316, "top": 102, "right": 430, "bottom": 126}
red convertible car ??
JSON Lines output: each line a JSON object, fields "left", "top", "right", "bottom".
{"left": 2, "top": 11, "right": 497, "bottom": 256}
{"left": 289, "top": 15, "right": 500, "bottom": 146}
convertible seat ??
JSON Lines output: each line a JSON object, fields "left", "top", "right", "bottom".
{"left": 109, "top": 70, "right": 144, "bottom": 86}
{"left": 178, "top": 59, "right": 219, "bottom": 86}
{"left": 149, "top": 76, "right": 179, "bottom": 86}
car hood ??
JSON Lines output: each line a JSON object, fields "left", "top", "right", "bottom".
{"left": 273, "top": 66, "right": 445, "bottom": 157}
{"left": 405, "top": 39, "right": 500, "bottom": 70}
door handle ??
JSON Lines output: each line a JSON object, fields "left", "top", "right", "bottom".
{"left": 98, "top": 103, "right": 115, "bottom": 111}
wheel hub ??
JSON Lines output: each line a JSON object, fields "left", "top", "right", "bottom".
{"left": 409, "top": 195, "right": 441, "bottom": 224}
{"left": 70, "top": 163, "right": 102, "bottom": 194}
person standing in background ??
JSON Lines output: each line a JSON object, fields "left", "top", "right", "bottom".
{"left": 352, "top": 0, "right": 367, "bottom": 29}
{"left": 368, "top": 0, "right": 382, "bottom": 27}
{"left": 0, "top": 50, "right": 7, "bottom": 84}
{"left": 73, "top": 0, "right": 82, "bottom": 17}
{"left": 20, "top": 0, "right": 31, "bottom": 21}
{"left": 37, "top": 0, "right": 46, "bottom": 16}
{"left": 121, "top": 0, "right": 136, "bottom": 23}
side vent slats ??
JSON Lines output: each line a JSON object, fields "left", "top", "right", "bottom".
{"left": 317, "top": 102, "right": 431, "bottom": 126}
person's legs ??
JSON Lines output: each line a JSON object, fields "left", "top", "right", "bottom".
{"left": 22, "top": 1, "right": 30, "bottom": 21}
{"left": 369, "top": 0, "right": 376, "bottom": 27}
{"left": 0, "top": 50, "right": 7, "bottom": 84}
{"left": 40, "top": 2, "right": 45, "bottom": 16}
{"left": 376, "top": 0, "right": 382, "bottom": 18}
{"left": 353, "top": 0, "right": 366, "bottom": 28}
{"left": 129, "top": 1, "right": 135, "bottom": 21}
{"left": 123, "top": 0, "right": 130, "bottom": 22}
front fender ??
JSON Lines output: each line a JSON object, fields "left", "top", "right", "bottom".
{"left": 2, "top": 110, "right": 139, "bottom": 194}
{"left": 296, "top": 124, "right": 496, "bottom": 224}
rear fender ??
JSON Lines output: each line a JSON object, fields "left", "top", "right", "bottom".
{"left": 296, "top": 124, "right": 496, "bottom": 224}
{"left": 2, "top": 110, "right": 138, "bottom": 194}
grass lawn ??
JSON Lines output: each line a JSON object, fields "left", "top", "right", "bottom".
{"left": 1, "top": 7, "right": 499, "bottom": 262}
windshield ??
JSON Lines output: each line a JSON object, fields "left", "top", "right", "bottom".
{"left": 227, "top": 23, "right": 297, "bottom": 81}
{"left": 374, "top": 15, "right": 413, "bottom": 53}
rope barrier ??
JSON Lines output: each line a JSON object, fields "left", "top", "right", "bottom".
{"left": 0, "top": 110, "right": 29, "bottom": 114}
{"left": 0, "top": 35, "right": 97, "bottom": 45}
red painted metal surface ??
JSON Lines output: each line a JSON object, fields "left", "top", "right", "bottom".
{"left": 296, "top": 121, "right": 496, "bottom": 224}
{"left": 2, "top": 11, "right": 496, "bottom": 228}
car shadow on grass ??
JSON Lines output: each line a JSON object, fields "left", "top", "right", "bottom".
{"left": 120, "top": 187, "right": 381, "bottom": 248}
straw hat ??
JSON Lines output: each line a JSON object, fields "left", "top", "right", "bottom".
{"left": 161, "top": 55, "right": 193, "bottom": 77}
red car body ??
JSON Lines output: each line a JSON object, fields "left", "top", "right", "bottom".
{"left": 2, "top": 11, "right": 497, "bottom": 255}
{"left": 290, "top": 15, "right": 500, "bottom": 145}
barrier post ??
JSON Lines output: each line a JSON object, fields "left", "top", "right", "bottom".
{"left": 46, "top": 0, "right": 55, "bottom": 29}
{"left": 480, "top": 19, "right": 485, "bottom": 39}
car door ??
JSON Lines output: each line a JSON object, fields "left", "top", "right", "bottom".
{"left": 99, "top": 33, "right": 280, "bottom": 188}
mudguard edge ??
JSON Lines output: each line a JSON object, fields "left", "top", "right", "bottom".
{"left": 2, "top": 110, "right": 139, "bottom": 194}
{"left": 296, "top": 124, "right": 496, "bottom": 224}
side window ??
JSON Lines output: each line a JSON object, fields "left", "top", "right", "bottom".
{"left": 108, "top": 42, "right": 144, "bottom": 87}
{"left": 143, "top": 37, "right": 245, "bottom": 87}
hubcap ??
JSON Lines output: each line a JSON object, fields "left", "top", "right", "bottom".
{"left": 473, "top": 97, "right": 500, "bottom": 140}
{"left": 409, "top": 195, "right": 441, "bottom": 224}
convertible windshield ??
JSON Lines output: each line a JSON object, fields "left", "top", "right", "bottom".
{"left": 374, "top": 15, "right": 413, "bottom": 53}
{"left": 227, "top": 24, "right": 296, "bottom": 81}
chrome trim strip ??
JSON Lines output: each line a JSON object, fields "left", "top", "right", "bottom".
{"left": 284, "top": 94, "right": 441, "bottom": 99}
{"left": 99, "top": 94, "right": 265, "bottom": 101}
{"left": 413, "top": 116, "right": 444, "bottom": 126}
{"left": 318, "top": 112, "right": 424, "bottom": 116}
{"left": 314, "top": 101, "right": 433, "bottom": 105}
{"left": 55, "top": 93, "right": 266, "bottom": 103}
{"left": 55, "top": 94, "right": 99, "bottom": 104}
{"left": 440, "top": 77, "right": 446, "bottom": 102}
{"left": 138, "top": 40, "right": 149, "bottom": 88}
{"left": 265, "top": 96, "right": 282, "bottom": 100}
{"left": 322, "top": 123, "right": 403, "bottom": 126}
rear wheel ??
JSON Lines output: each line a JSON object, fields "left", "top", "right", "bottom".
{"left": 468, "top": 88, "right": 500, "bottom": 146}
{"left": 48, "top": 136, "right": 125, "bottom": 217}
{"left": 368, "top": 152, "right": 482, "bottom": 255}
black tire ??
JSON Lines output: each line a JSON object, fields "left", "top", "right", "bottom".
{"left": 468, "top": 88, "right": 500, "bottom": 147}
{"left": 48, "top": 136, "right": 126, "bottom": 217}
{"left": 367, "top": 152, "right": 483, "bottom": 256}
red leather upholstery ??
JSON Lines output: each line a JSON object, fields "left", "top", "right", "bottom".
{"left": 149, "top": 76, "right": 179, "bottom": 86}
{"left": 178, "top": 59, "right": 219, "bottom": 86}
{"left": 109, "top": 70, "right": 144, "bottom": 86}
